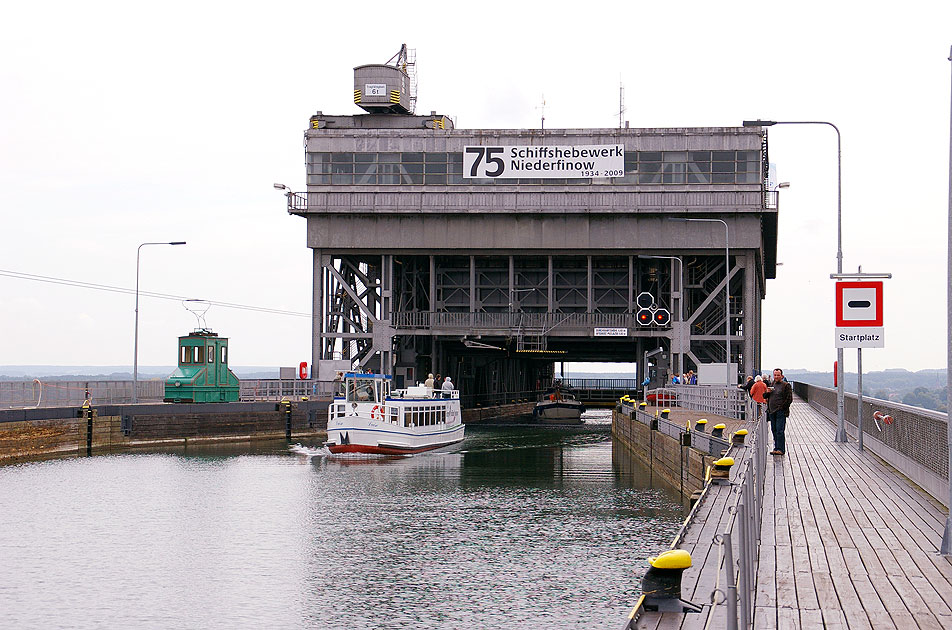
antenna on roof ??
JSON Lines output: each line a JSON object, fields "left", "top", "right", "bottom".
{"left": 618, "top": 79, "right": 626, "bottom": 129}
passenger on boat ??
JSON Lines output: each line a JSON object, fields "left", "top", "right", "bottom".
{"left": 441, "top": 377, "right": 454, "bottom": 397}
{"left": 424, "top": 373, "right": 434, "bottom": 388}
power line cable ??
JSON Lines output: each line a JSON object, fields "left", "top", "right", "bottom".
{"left": 0, "top": 269, "right": 311, "bottom": 318}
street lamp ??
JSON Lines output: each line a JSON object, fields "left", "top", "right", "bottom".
{"left": 743, "top": 119, "right": 849, "bottom": 443}
{"left": 941, "top": 46, "right": 952, "bottom": 555}
{"left": 133, "top": 241, "right": 186, "bottom": 403}
{"left": 638, "top": 255, "right": 684, "bottom": 374}
{"left": 668, "top": 218, "right": 731, "bottom": 384}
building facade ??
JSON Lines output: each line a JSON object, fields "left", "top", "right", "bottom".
{"left": 288, "top": 100, "right": 776, "bottom": 402}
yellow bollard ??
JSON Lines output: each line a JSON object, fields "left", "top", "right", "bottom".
{"left": 641, "top": 550, "right": 701, "bottom": 612}
{"left": 711, "top": 456, "right": 734, "bottom": 481}
{"left": 711, "top": 423, "right": 726, "bottom": 438}
{"left": 731, "top": 428, "right": 748, "bottom": 446}
{"left": 695, "top": 418, "right": 707, "bottom": 432}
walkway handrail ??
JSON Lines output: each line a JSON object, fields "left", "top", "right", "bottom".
{"left": 793, "top": 381, "right": 950, "bottom": 506}
{"left": 668, "top": 384, "right": 749, "bottom": 420}
{"left": 712, "top": 415, "right": 767, "bottom": 629}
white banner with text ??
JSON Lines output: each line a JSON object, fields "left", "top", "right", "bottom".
{"left": 463, "top": 145, "right": 625, "bottom": 179}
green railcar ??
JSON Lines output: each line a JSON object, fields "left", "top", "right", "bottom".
{"left": 164, "top": 329, "right": 240, "bottom": 403}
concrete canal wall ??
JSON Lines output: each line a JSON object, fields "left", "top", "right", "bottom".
{"left": 611, "top": 407, "right": 718, "bottom": 497}
{"left": 0, "top": 401, "right": 330, "bottom": 462}
{"left": 1, "top": 399, "right": 540, "bottom": 462}
{"left": 462, "top": 401, "right": 536, "bottom": 424}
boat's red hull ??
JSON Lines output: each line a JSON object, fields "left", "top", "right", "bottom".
{"left": 327, "top": 441, "right": 459, "bottom": 456}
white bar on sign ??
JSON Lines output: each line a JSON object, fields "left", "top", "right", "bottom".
{"left": 594, "top": 327, "right": 628, "bottom": 337}
{"left": 834, "top": 327, "right": 884, "bottom": 348}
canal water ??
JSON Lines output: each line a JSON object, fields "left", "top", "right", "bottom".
{"left": 0, "top": 411, "right": 684, "bottom": 629}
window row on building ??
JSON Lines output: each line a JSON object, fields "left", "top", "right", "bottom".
{"left": 305, "top": 151, "right": 763, "bottom": 186}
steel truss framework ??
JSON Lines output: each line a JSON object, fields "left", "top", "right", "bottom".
{"left": 313, "top": 252, "right": 759, "bottom": 394}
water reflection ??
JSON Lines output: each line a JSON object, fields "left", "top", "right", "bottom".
{"left": 0, "top": 424, "right": 682, "bottom": 630}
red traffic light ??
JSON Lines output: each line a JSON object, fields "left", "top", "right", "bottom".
{"left": 637, "top": 308, "right": 653, "bottom": 326}
{"left": 654, "top": 309, "right": 671, "bottom": 326}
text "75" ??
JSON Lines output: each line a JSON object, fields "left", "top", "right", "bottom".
{"left": 465, "top": 147, "right": 505, "bottom": 177}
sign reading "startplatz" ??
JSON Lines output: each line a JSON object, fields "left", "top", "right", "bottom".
{"left": 463, "top": 145, "right": 624, "bottom": 179}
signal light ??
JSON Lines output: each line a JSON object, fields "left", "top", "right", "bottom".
{"left": 636, "top": 291, "right": 654, "bottom": 309}
{"left": 654, "top": 309, "right": 671, "bottom": 326}
{"left": 637, "top": 308, "right": 653, "bottom": 326}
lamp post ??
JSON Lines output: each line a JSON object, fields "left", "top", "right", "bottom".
{"left": 941, "top": 46, "right": 952, "bottom": 556}
{"left": 668, "top": 218, "right": 731, "bottom": 384}
{"left": 638, "top": 255, "right": 684, "bottom": 375}
{"left": 133, "top": 241, "right": 186, "bottom": 403}
{"left": 743, "top": 119, "right": 848, "bottom": 443}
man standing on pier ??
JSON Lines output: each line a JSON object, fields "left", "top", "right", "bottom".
{"left": 764, "top": 368, "right": 793, "bottom": 455}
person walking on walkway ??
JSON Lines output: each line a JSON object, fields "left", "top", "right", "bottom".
{"left": 750, "top": 375, "right": 767, "bottom": 419}
{"left": 764, "top": 368, "right": 793, "bottom": 455}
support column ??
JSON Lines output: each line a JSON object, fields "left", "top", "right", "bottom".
{"left": 470, "top": 255, "right": 476, "bottom": 313}
{"left": 587, "top": 255, "right": 593, "bottom": 313}
{"left": 547, "top": 256, "right": 554, "bottom": 312}
{"left": 312, "top": 248, "right": 322, "bottom": 380}
{"left": 744, "top": 252, "right": 757, "bottom": 377}
{"left": 429, "top": 255, "right": 436, "bottom": 313}
{"left": 509, "top": 255, "right": 515, "bottom": 311}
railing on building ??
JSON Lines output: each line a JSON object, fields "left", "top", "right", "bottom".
{"left": 392, "top": 311, "right": 647, "bottom": 331}
{"left": 793, "top": 381, "right": 950, "bottom": 505}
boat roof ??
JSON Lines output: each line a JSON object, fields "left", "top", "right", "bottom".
{"left": 344, "top": 372, "right": 393, "bottom": 379}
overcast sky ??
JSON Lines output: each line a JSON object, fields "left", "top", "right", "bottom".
{"left": 2, "top": 1, "right": 950, "bottom": 373}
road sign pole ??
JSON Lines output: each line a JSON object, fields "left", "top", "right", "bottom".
{"left": 857, "top": 348, "right": 863, "bottom": 452}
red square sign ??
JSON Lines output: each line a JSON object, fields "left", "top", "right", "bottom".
{"left": 835, "top": 281, "right": 883, "bottom": 327}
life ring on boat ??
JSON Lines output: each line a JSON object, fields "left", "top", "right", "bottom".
{"left": 370, "top": 405, "right": 382, "bottom": 421}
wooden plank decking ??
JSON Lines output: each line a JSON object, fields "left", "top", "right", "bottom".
{"left": 633, "top": 398, "right": 952, "bottom": 629}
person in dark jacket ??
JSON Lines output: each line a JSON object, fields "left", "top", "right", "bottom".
{"left": 764, "top": 368, "right": 793, "bottom": 455}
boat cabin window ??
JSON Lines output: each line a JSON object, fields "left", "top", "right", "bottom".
{"left": 346, "top": 378, "right": 379, "bottom": 403}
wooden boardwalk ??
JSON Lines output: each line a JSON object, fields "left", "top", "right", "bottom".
{"left": 633, "top": 398, "right": 952, "bottom": 629}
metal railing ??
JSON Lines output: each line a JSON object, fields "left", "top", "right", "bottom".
{"left": 793, "top": 381, "right": 950, "bottom": 504}
{"left": 239, "top": 379, "right": 337, "bottom": 401}
{"left": 0, "top": 380, "right": 165, "bottom": 408}
{"left": 562, "top": 378, "right": 641, "bottom": 390}
{"left": 619, "top": 401, "right": 732, "bottom": 457}
{"left": 620, "top": 404, "right": 763, "bottom": 629}
{"left": 713, "top": 417, "right": 767, "bottom": 629}
{"left": 657, "top": 384, "right": 750, "bottom": 420}
{"left": 392, "top": 311, "right": 648, "bottom": 331}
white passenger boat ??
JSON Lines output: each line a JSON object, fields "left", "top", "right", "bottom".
{"left": 325, "top": 372, "right": 465, "bottom": 455}
{"left": 532, "top": 390, "right": 586, "bottom": 423}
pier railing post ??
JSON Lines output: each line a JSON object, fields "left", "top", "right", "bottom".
{"left": 737, "top": 496, "right": 751, "bottom": 628}
{"left": 723, "top": 531, "right": 738, "bottom": 630}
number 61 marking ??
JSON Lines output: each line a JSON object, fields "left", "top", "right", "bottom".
{"left": 466, "top": 147, "right": 505, "bottom": 177}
